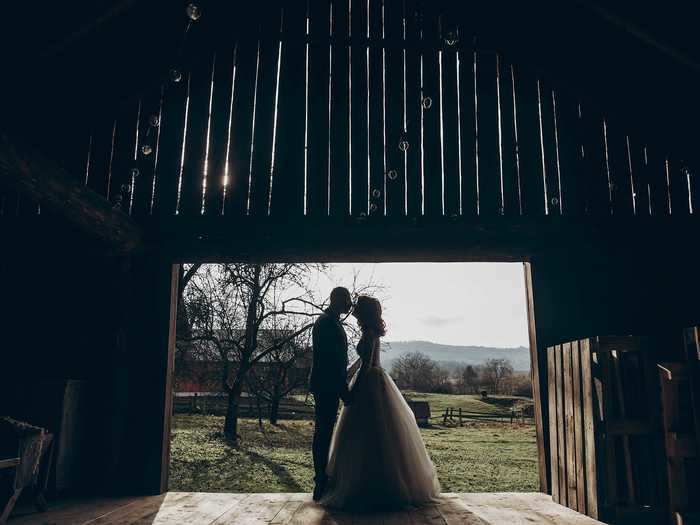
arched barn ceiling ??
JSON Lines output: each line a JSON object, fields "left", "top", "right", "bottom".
{"left": 3, "top": 2, "right": 698, "bottom": 157}
{"left": 1, "top": 1, "right": 699, "bottom": 238}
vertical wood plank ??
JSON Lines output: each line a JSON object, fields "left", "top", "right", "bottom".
{"left": 474, "top": 46, "right": 500, "bottom": 216}
{"left": 329, "top": 0, "right": 351, "bottom": 216}
{"left": 457, "top": 37, "right": 476, "bottom": 216}
{"left": 307, "top": 0, "right": 332, "bottom": 217}
{"left": 439, "top": 26, "right": 461, "bottom": 217}
{"left": 580, "top": 338, "right": 599, "bottom": 519}
{"left": 350, "top": 0, "right": 369, "bottom": 216}
{"left": 578, "top": 105, "right": 609, "bottom": 216}
{"left": 250, "top": 7, "right": 284, "bottom": 217}
{"left": 513, "top": 67, "right": 545, "bottom": 216}
{"left": 111, "top": 102, "right": 140, "bottom": 214}
{"left": 537, "top": 81, "right": 561, "bottom": 216}
{"left": 177, "top": 54, "right": 215, "bottom": 217}
{"left": 597, "top": 344, "right": 618, "bottom": 508}
{"left": 420, "top": 3, "right": 442, "bottom": 217}
{"left": 367, "top": 0, "right": 385, "bottom": 216}
{"left": 563, "top": 342, "right": 578, "bottom": 511}
{"left": 605, "top": 123, "right": 634, "bottom": 216}
{"left": 497, "top": 54, "right": 519, "bottom": 216}
{"left": 571, "top": 340, "right": 587, "bottom": 513}
{"left": 227, "top": 35, "right": 259, "bottom": 216}
{"left": 204, "top": 44, "right": 237, "bottom": 216}
{"left": 555, "top": 343, "right": 567, "bottom": 506}
{"left": 547, "top": 344, "right": 560, "bottom": 503}
{"left": 383, "top": 0, "right": 404, "bottom": 217}
{"left": 555, "top": 94, "right": 587, "bottom": 216}
{"left": 524, "top": 262, "right": 549, "bottom": 495}
{"left": 403, "top": 0, "right": 421, "bottom": 216}
{"left": 272, "top": 4, "right": 307, "bottom": 217}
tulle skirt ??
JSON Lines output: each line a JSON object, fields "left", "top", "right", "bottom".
{"left": 321, "top": 367, "right": 441, "bottom": 512}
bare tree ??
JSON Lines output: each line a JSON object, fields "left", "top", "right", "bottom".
{"left": 178, "top": 263, "right": 383, "bottom": 443}
{"left": 180, "top": 263, "right": 326, "bottom": 442}
{"left": 245, "top": 326, "right": 311, "bottom": 424}
{"left": 482, "top": 358, "right": 514, "bottom": 395}
{"left": 390, "top": 352, "right": 438, "bottom": 392}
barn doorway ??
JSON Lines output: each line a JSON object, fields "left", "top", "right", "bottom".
{"left": 167, "top": 262, "right": 541, "bottom": 494}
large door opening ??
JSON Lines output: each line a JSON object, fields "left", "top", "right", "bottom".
{"left": 166, "top": 261, "right": 543, "bottom": 494}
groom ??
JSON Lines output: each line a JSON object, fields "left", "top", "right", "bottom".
{"left": 309, "top": 286, "right": 353, "bottom": 501}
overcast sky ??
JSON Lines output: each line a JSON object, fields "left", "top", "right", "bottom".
{"left": 308, "top": 263, "right": 529, "bottom": 348}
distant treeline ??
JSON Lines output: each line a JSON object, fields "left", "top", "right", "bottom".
{"left": 390, "top": 352, "right": 532, "bottom": 397}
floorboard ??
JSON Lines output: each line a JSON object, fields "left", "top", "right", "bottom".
{"left": 8, "top": 492, "right": 607, "bottom": 524}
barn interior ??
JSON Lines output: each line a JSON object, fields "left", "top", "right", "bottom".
{"left": 0, "top": 2, "right": 699, "bottom": 524}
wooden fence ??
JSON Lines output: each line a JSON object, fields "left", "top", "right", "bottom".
{"left": 2, "top": 0, "right": 697, "bottom": 225}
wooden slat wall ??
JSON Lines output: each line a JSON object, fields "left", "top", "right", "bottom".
{"left": 548, "top": 336, "right": 672, "bottom": 523}
{"left": 547, "top": 340, "right": 599, "bottom": 519}
{"left": 49, "top": 0, "right": 696, "bottom": 224}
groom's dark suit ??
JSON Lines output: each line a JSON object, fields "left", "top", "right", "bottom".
{"left": 309, "top": 309, "right": 350, "bottom": 488}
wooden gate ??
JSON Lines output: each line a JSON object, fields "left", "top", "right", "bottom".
{"left": 547, "top": 336, "right": 667, "bottom": 523}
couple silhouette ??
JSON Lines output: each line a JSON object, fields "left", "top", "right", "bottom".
{"left": 309, "top": 287, "right": 441, "bottom": 512}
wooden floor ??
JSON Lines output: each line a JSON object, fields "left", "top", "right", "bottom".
{"left": 9, "top": 492, "right": 606, "bottom": 524}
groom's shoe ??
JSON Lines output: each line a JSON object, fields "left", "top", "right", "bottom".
{"left": 312, "top": 480, "right": 326, "bottom": 502}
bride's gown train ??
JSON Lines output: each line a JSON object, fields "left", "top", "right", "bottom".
{"left": 321, "top": 331, "right": 441, "bottom": 511}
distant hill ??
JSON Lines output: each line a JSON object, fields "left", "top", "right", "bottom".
{"left": 381, "top": 340, "right": 531, "bottom": 371}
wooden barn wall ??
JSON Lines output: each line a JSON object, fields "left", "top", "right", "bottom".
{"left": 0, "top": 249, "right": 175, "bottom": 496}
{"left": 528, "top": 244, "right": 700, "bottom": 496}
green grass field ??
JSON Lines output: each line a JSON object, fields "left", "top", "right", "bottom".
{"left": 400, "top": 391, "right": 533, "bottom": 422}
{"left": 169, "top": 411, "right": 538, "bottom": 494}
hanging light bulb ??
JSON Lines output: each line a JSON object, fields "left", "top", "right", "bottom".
{"left": 387, "top": 169, "right": 399, "bottom": 181}
{"left": 422, "top": 96, "right": 433, "bottom": 109}
{"left": 369, "top": 202, "right": 378, "bottom": 212}
{"left": 186, "top": 3, "right": 202, "bottom": 21}
{"left": 444, "top": 31, "right": 458, "bottom": 47}
{"left": 169, "top": 68, "right": 183, "bottom": 83}
{"left": 141, "top": 144, "right": 153, "bottom": 156}
{"left": 371, "top": 189, "right": 381, "bottom": 199}
{"left": 551, "top": 197, "right": 559, "bottom": 206}
{"left": 120, "top": 183, "right": 130, "bottom": 193}
{"left": 149, "top": 114, "right": 160, "bottom": 128}
{"left": 130, "top": 167, "right": 140, "bottom": 179}
{"left": 398, "top": 135, "right": 409, "bottom": 152}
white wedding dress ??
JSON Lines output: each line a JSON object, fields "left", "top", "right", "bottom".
{"left": 321, "top": 330, "right": 441, "bottom": 511}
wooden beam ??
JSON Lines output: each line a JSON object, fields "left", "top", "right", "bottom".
{"left": 524, "top": 262, "right": 550, "bottom": 494}
{"left": 0, "top": 133, "right": 142, "bottom": 252}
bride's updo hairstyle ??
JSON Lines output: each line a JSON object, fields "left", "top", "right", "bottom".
{"left": 353, "top": 295, "right": 386, "bottom": 336}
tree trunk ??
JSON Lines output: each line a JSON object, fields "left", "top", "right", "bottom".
{"left": 269, "top": 398, "right": 280, "bottom": 425}
{"left": 224, "top": 383, "right": 242, "bottom": 442}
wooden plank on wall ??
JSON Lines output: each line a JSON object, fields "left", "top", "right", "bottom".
{"left": 497, "top": 54, "right": 519, "bottom": 216}
{"left": 474, "top": 46, "right": 499, "bottom": 216}
{"left": 403, "top": 0, "right": 421, "bottom": 216}
{"left": 440, "top": 27, "right": 461, "bottom": 217}
{"left": 271, "top": 3, "right": 306, "bottom": 218}
{"left": 571, "top": 340, "right": 587, "bottom": 513}
{"left": 555, "top": 343, "right": 567, "bottom": 505}
{"left": 524, "top": 262, "right": 549, "bottom": 495}
{"left": 420, "top": 3, "right": 442, "bottom": 217}
{"left": 547, "top": 344, "right": 559, "bottom": 503}
{"left": 367, "top": 0, "right": 384, "bottom": 216}
{"left": 307, "top": 0, "right": 332, "bottom": 217}
{"left": 329, "top": 0, "right": 351, "bottom": 216}
{"left": 350, "top": 0, "right": 369, "bottom": 216}
{"left": 513, "top": 66, "right": 545, "bottom": 216}
{"left": 580, "top": 338, "right": 598, "bottom": 519}
{"left": 563, "top": 341, "right": 578, "bottom": 511}
{"left": 250, "top": 7, "right": 284, "bottom": 217}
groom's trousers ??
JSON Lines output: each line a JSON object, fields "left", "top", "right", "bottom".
{"left": 312, "top": 392, "right": 340, "bottom": 483}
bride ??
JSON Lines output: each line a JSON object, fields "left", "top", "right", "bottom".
{"left": 321, "top": 295, "right": 441, "bottom": 511}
